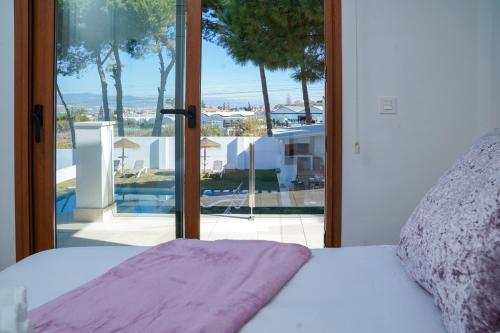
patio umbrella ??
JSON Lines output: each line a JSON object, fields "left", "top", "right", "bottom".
{"left": 114, "top": 138, "right": 140, "bottom": 175}
{"left": 200, "top": 137, "right": 221, "bottom": 173}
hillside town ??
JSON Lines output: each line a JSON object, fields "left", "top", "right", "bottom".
{"left": 56, "top": 98, "right": 325, "bottom": 138}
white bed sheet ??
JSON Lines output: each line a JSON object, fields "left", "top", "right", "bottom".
{"left": 0, "top": 245, "right": 446, "bottom": 333}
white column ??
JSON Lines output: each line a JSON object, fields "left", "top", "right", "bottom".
{"left": 73, "top": 121, "right": 115, "bottom": 222}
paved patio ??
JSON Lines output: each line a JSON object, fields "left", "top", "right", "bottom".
{"left": 56, "top": 214, "right": 324, "bottom": 248}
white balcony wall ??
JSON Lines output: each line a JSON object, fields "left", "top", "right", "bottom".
{"left": 112, "top": 136, "right": 279, "bottom": 171}
{"left": 57, "top": 149, "right": 76, "bottom": 169}
{"left": 57, "top": 136, "right": 282, "bottom": 175}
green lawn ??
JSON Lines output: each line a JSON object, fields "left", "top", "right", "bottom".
{"left": 57, "top": 170, "right": 175, "bottom": 195}
{"left": 57, "top": 169, "right": 278, "bottom": 194}
{"left": 116, "top": 170, "right": 176, "bottom": 189}
{"left": 201, "top": 169, "right": 279, "bottom": 192}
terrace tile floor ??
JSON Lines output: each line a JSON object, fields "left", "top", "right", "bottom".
{"left": 57, "top": 214, "right": 324, "bottom": 248}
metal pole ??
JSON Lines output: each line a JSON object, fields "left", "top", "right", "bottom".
{"left": 174, "top": 0, "right": 186, "bottom": 238}
{"left": 249, "top": 143, "right": 255, "bottom": 220}
{"left": 203, "top": 147, "right": 207, "bottom": 174}
{"left": 121, "top": 147, "right": 125, "bottom": 175}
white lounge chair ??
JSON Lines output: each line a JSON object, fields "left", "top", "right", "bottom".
{"left": 124, "top": 160, "right": 147, "bottom": 178}
{"left": 201, "top": 183, "right": 246, "bottom": 214}
{"left": 211, "top": 160, "right": 224, "bottom": 179}
{"left": 113, "top": 160, "right": 123, "bottom": 176}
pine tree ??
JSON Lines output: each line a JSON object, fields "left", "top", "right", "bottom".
{"left": 129, "top": 0, "right": 176, "bottom": 137}
{"left": 203, "top": 0, "right": 324, "bottom": 127}
{"left": 203, "top": 0, "right": 282, "bottom": 137}
{"left": 56, "top": 0, "right": 93, "bottom": 148}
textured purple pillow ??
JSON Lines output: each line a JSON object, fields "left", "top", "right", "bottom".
{"left": 397, "top": 129, "right": 500, "bottom": 333}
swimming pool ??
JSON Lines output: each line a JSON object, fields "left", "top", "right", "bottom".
{"left": 56, "top": 186, "right": 176, "bottom": 218}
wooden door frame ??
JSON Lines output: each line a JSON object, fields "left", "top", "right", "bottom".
{"left": 325, "top": 0, "right": 343, "bottom": 247}
{"left": 14, "top": 0, "right": 33, "bottom": 260}
{"left": 183, "top": 0, "right": 343, "bottom": 247}
{"left": 14, "top": 0, "right": 342, "bottom": 260}
{"left": 15, "top": 0, "right": 56, "bottom": 259}
{"left": 184, "top": 0, "right": 202, "bottom": 239}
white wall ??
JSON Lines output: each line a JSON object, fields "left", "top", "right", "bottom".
{"left": 494, "top": 5, "right": 500, "bottom": 127}
{"left": 57, "top": 136, "right": 281, "bottom": 185}
{"left": 342, "top": 0, "right": 500, "bottom": 246}
{"left": 97, "top": 136, "right": 279, "bottom": 171}
{"left": 0, "top": 0, "right": 16, "bottom": 270}
{"left": 477, "top": 0, "right": 497, "bottom": 134}
{"left": 477, "top": 0, "right": 500, "bottom": 133}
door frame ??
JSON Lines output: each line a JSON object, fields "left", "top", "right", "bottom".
{"left": 324, "top": 0, "right": 343, "bottom": 247}
{"left": 14, "top": 0, "right": 33, "bottom": 260}
{"left": 184, "top": 0, "right": 201, "bottom": 239}
{"left": 14, "top": 0, "right": 342, "bottom": 260}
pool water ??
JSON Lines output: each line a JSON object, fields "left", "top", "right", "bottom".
{"left": 56, "top": 187, "right": 175, "bottom": 219}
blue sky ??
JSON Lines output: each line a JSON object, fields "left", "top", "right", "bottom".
{"left": 58, "top": 40, "right": 324, "bottom": 108}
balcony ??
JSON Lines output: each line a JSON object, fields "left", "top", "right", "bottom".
{"left": 56, "top": 214, "right": 324, "bottom": 248}
{"left": 56, "top": 129, "right": 325, "bottom": 249}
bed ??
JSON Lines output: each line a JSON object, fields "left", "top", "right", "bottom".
{"left": 0, "top": 244, "right": 446, "bottom": 332}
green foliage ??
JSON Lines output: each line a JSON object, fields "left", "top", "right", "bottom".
{"left": 57, "top": 108, "right": 91, "bottom": 122}
{"left": 57, "top": 0, "right": 166, "bottom": 134}
{"left": 114, "top": 123, "right": 176, "bottom": 137}
{"left": 75, "top": 0, "right": 146, "bottom": 54}
{"left": 203, "top": 0, "right": 324, "bottom": 76}
{"left": 203, "top": 0, "right": 325, "bottom": 133}
{"left": 162, "top": 124, "right": 176, "bottom": 136}
{"left": 57, "top": 0, "right": 176, "bottom": 76}
{"left": 56, "top": 107, "right": 91, "bottom": 148}
{"left": 201, "top": 169, "right": 279, "bottom": 192}
{"left": 56, "top": 0, "right": 94, "bottom": 77}
{"left": 203, "top": 0, "right": 283, "bottom": 68}
{"left": 233, "top": 118, "right": 266, "bottom": 137}
{"left": 201, "top": 123, "right": 225, "bottom": 136}
{"left": 126, "top": 0, "right": 177, "bottom": 136}
{"left": 264, "top": 0, "right": 324, "bottom": 82}
{"left": 128, "top": 0, "right": 176, "bottom": 53}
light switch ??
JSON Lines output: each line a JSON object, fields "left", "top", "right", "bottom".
{"left": 379, "top": 96, "right": 397, "bottom": 114}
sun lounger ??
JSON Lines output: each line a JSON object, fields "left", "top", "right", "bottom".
{"left": 124, "top": 160, "right": 147, "bottom": 178}
{"left": 210, "top": 160, "right": 224, "bottom": 179}
{"left": 113, "top": 160, "right": 123, "bottom": 176}
{"left": 201, "top": 183, "right": 246, "bottom": 214}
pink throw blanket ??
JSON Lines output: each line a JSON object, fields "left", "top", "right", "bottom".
{"left": 29, "top": 239, "right": 311, "bottom": 332}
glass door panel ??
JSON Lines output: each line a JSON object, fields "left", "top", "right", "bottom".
{"left": 55, "top": 0, "right": 185, "bottom": 247}
{"left": 200, "top": 1, "right": 325, "bottom": 248}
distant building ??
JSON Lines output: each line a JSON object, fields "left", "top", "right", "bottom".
{"left": 201, "top": 110, "right": 259, "bottom": 128}
{"left": 201, "top": 113, "right": 223, "bottom": 128}
{"left": 273, "top": 124, "right": 325, "bottom": 188}
{"left": 271, "top": 105, "right": 323, "bottom": 124}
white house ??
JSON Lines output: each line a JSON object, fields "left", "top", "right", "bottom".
{"left": 273, "top": 124, "right": 325, "bottom": 188}
{"left": 201, "top": 110, "right": 259, "bottom": 127}
{"left": 271, "top": 105, "right": 324, "bottom": 124}
{"left": 201, "top": 113, "right": 224, "bottom": 128}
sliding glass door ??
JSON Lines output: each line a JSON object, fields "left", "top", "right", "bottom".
{"left": 26, "top": 0, "right": 338, "bottom": 254}
{"left": 198, "top": 0, "right": 326, "bottom": 247}
{"left": 54, "top": 0, "right": 186, "bottom": 247}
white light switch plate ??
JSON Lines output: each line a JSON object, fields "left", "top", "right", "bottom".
{"left": 379, "top": 96, "right": 397, "bottom": 114}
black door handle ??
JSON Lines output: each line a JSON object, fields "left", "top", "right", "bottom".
{"left": 32, "top": 104, "right": 43, "bottom": 143}
{"left": 160, "top": 105, "right": 196, "bottom": 129}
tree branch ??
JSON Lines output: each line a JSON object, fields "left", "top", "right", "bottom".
{"left": 101, "top": 48, "right": 113, "bottom": 64}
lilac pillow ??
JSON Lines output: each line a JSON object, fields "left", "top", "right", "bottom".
{"left": 397, "top": 129, "right": 500, "bottom": 333}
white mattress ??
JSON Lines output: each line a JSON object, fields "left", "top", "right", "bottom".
{"left": 0, "top": 245, "right": 446, "bottom": 333}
